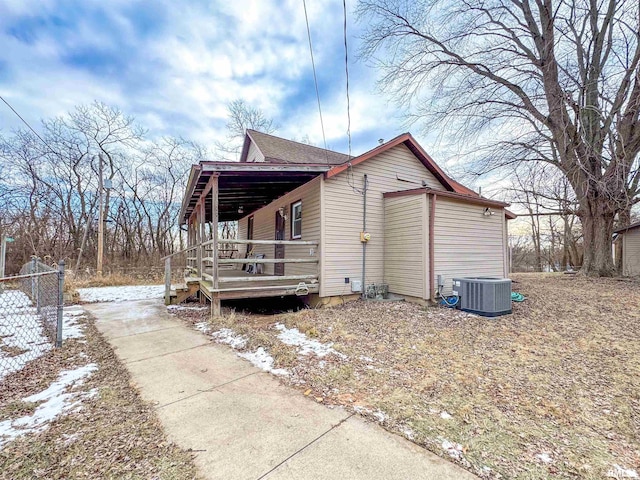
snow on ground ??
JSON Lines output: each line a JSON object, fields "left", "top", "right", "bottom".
{"left": 401, "top": 426, "right": 415, "bottom": 440}
{"left": 77, "top": 285, "right": 164, "bottom": 303}
{"left": 441, "top": 439, "right": 465, "bottom": 460}
{"left": 167, "top": 305, "right": 208, "bottom": 312}
{"left": 0, "top": 290, "right": 51, "bottom": 380}
{"left": 238, "top": 348, "right": 289, "bottom": 376}
{"left": 607, "top": 465, "right": 639, "bottom": 479}
{"left": 536, "top": 453, "right": 552, "bottom": 464}
{"left": 274, "top": 323, "right": 346, "bottom": 358}
{"left": 354, "top": 406, "right": 388, "bottom": 423}
{"left": 211, "top": 328, "right": 247, "bottom": 349}
{"left": 194, "top": 324, "right": 280, "bottom": 374}
{"left": 0, "top": 363, "right": 98, "bottom": 448}
{"left": 194, "top": 322, "right": 211, "bottom": 334}
{"left": 62, "top": 306, "right": 87, "bottom": 339}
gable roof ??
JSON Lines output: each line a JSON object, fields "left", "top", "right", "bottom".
{"left": 239, "top": 130, "right": 482, "bottom": 197}
{"left": 325, "top": 132, "right": 478, "bottom": 196}
{"left": 240, "top": 129, "right": 350, "bottom": 165}
{"left": 614, "top": 221, "right": 640, "bottom": 234}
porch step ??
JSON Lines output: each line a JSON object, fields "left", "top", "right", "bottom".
{"left": 168, "top": 282, "right": 200, "bottom": 305}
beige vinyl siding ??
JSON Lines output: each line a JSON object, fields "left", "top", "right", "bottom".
{"left": 235, "top": 217, "right": 248, "bottom": 270}
{"left": 383, "top": 195, "right": 428, "bottom": 299}
{"left": 322, "top": 144, "right": 445, "bottom": 297}
{"left": 433, "top": 197, "right": 506, "bottom": 296}
{"left": 503, "top": 216, "right": 510, "bottom": 276}
{"left": 236, "top": 176, "right": 321, "bottom": 276}
{"left": 623, "top": 229, "right": 640, "bottom": 276}
{"left": 247, "top": 139, "right": 265, "bottom": 162}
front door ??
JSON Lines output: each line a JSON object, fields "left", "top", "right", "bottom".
{"left": 274, "top": 211, "right": 285, "bottom": 275}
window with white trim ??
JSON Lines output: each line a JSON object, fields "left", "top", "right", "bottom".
{"left": 291, "top": 200, "right": 302, "bottom": 239}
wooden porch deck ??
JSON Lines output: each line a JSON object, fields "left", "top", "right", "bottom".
{"left": 165, "top": 239, "right": 320, "bottom": 308}
{"left": 196, "top": 269, "right": 319, "bottom": 300}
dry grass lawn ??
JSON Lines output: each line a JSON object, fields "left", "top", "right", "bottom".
{"left": 176, "top": 273, "right": 640, "bottom": 479}
{"left": 0, "top": 311, "right": 199, "bottom": 479}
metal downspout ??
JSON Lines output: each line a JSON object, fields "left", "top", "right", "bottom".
{"left": 361, "top": 174, "right": 368, "bottom": 299}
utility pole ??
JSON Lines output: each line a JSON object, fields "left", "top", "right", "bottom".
{"left": 97, "top": 154, "right": 104, "bottom": 277}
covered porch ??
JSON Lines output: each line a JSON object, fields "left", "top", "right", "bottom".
{"left": 165, "top": 161, "right": 330, "bottom": 314}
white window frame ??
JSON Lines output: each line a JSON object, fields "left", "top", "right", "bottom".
{"left": 291, "top": 200, "right": 302, "bottom": 239}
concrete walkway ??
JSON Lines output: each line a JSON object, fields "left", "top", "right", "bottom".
{"left": 85, "top": 299, "right": 476, "bottom": 480}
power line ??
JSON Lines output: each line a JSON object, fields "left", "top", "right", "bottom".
{"left": 342, "top": 0, "right": 352, "bottom": 158}
{"left": 0, "top": 95, "right": 57, "bottom": 155}
{"left": 302, "top": 0, "right": 330, "bottom": 164}
{"left": 341, "top": 0, "right": 361, "bottom": 195}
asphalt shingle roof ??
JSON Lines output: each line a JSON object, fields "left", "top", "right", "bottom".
{"left": 247, "top": 129, "right": 350, "bottom": 165}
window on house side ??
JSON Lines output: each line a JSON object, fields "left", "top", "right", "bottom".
{"left": 291, "top": 201, "right": 302, "bottom": 239}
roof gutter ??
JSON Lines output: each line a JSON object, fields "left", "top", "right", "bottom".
{"left": 383, "top": 187, "right": 511, "bottom": 209}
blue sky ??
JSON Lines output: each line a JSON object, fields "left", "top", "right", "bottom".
{"left": 0, "top": 0, "right": 421, "bottom": 157}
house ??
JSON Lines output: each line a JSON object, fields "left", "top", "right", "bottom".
{"left": 167, "top": 130, "right": 515, "bottom": 314}
{"left": 614, "top": 222, "right": 640, "bottom": 276}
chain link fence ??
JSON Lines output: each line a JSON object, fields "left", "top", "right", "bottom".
{"left": 0, "top": 258, "right": 65, "bottom": 380}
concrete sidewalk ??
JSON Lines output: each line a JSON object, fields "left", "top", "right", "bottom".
{"left": 85, "top": 299, "right": 476, "bottom": 480}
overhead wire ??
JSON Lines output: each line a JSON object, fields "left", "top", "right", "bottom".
{"left": 341, "top": 0, "right": 363, "bottom": 195}
{"left": 342, "top": 0, "right": 352, "bottom": 158}
{"left": 302, "top": 0, "right": 330, "bottom": 164}
{"left": 0, "top": 95, "right": 57, "bottom": 156}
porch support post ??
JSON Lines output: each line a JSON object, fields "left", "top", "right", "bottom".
{"left": 211, "top": 175, "right": 221, "bottom": 317}
{"left": 196, "top": 202, "right": 202, "bottom": 280}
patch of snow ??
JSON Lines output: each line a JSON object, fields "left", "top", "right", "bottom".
{"left": 373, "top": 410, "right": 387, "bottom": 423}
{"left": 274, "top": 323, "right": 346, "bottom": 358}
{"left": 353, "top": 406, "right": 387, "bottom": 423}
{"left": 401, "top": 427, "right": 415, "bottom": 440}
{"left": 77, "top": 285, "right": 164, "bottom": 303}
{"left": 238, "top": 347, "right": 288, "bottom": 376}
{"left": 62, "top": 306, "right": 86, "bottom": 339}
{"left": 0, "top": 290, "right": 52, "bottom": 380}
{"left": 194, "top": 322, "right": 211, "bottom": 334}
{"left": 0, "top": 363, "right": 98, "bottom": 447}
{"left": 211, "top": 328, "right": 247, "bottom": 349}
{"left": 607, "top": 465, "right": 639, "bottom": 479}
{"left": 442, "top": 439, "right": 465, "bottom": 460}
{"left": 359, "top": 355, "right": 374, "bottom": 363}
{"left": 440, "top": 411, "right": 453, "bottom": 420}
{"left": 62, "top": 307, "right": 85, "bottom": 317}
{"left": 167, "top": 305, "right": 208, "bottom": 312}
{"left": 536, "top": 453, "right": 553, "bottom": 464}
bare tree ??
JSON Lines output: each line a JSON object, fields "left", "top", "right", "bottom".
{"left": 215, "top": 99, "right": 277, "bottom": 161}
{"left": 359, "top": 0, "right": 640, "bottom": 276}
{"left": 0, "top": 102, "right": 200, "bottom": 276}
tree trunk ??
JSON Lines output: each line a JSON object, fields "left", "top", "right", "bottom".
{"left": 579, "top": 200, "right": 616, "bottom": 276}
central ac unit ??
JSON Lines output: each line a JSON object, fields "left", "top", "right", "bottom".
{"left": 453, "top": 277, "right": 512, "bottom": 317}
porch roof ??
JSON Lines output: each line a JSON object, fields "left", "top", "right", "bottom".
{"left": 180, "top": 161, "right": 330, "bottom": 223}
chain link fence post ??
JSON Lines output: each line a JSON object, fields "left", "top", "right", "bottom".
{"left": 31, "top": 257, "right": 37, "bottom": 309}
{"left": 56, "top": 260, "right": 64, "bottom": 348}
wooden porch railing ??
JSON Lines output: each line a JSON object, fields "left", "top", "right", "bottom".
{"left": 163, "top": 238, "right": 320, "bottom": 311}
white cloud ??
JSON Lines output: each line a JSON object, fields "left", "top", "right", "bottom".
{"left": 0, "top": 0, "right": 410, "bottom": 155}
